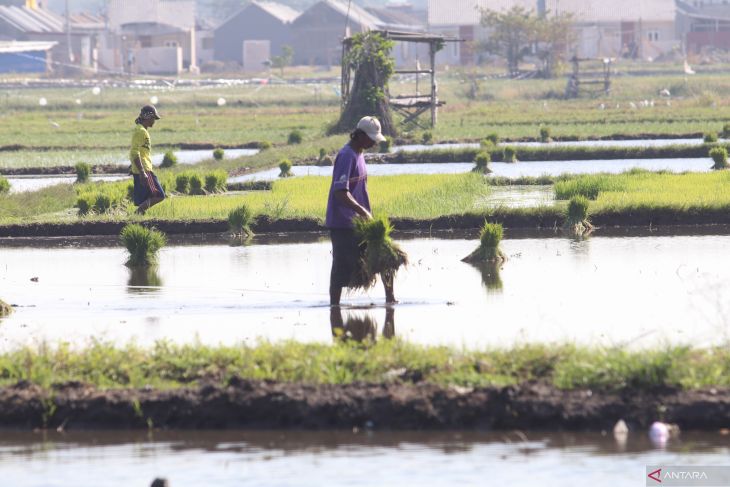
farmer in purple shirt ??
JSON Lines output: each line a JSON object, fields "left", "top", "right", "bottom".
{"left": 326, "top": 116, "right": 395, "bottom": 306}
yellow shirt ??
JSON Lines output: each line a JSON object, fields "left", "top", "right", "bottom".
{"left": 129, "top": 124, "right": 153, "bottom": 174}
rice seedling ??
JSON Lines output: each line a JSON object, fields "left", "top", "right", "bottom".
{"left": 228, "top": 203, "right": 255, "bottom": 238}
{"left": 279, "top": 158, "right": 293, "bottom": 178}
{"left": 74, "top": 162, "right": 91, "bottom": 183}
{"left": 318, "top": 148, "right": 327, "bottom": 162}
{"left": 472, "top": 151, "right": 492, "bottom": 174}
{"left": 160, "top": 150, "right": 178, "bottom": 168}
{"left": 351, "top": 214, "right": 408, "bottom": 290}
{"left": 94, "top": 193, "right": 112, "bottom": 213}
{"left": 379, "top": 137, "right": 392, "bottom": 153}
{"left": 0, "top": 176, "right": 9, "bottom": 194}
{"left": 213, "top": 148, "right": 225, "bottom": 160}
{"left": 204, "top": 170, "right": 228, "bottom": 193}
{"left": 0, "top": 299, "right": 12, "bottom": 317}
{"left": 119, "top": 224, "right": 166, "bottom": 267}
{"left": 259, "top": 141, "right": 273, "bottom": 150}
{"left": 502, "top": 146, "right": 517, "bottom": 163}
{"left": 710, "top": 146, "right": 729, "bottom": 170}
{"left": 540, "top": 126, "right": 552, "bottom": 143}
{"left": 462, "top": 221, "right": 506, "bottom": 264}
{"left": 704, "top": 132, "right": 719, "bottom": 144}
{"left": 553, "top": 174, "right": 626, "bottom": 200}
{"left": 175, "top": 173, "right": 190, "bottom": 194}
{"left": 723, "top": 123, "right": 730, "bottom": 138}
{"left": 288, "top": 130, "right": 303, "bottom": 145}
{"left": 189, "top": 174, "right": 204, "bottom": 195}
{"left": 485, "top": 132, "right": 499, "bottom": 145}
{"left": 480, "top": 139, "right": 495, "bottom": 151}
{"left": 421, "top": 131, "right": 433, "bottom": 144}
{"left": 565, "top": 195, "right": 593, "bottom": 236}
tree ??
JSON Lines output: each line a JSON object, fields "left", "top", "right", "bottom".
{"left": 331, "top": 32, "right": 396, "bottom": 137}
{"left": 479, "top": 6, "right": 537, "bottom": 77}
{"left": 271, "top": 45, "right": 294, "bottom": 77}
{"left": 480, "top": 6, "right": 575, "bottom": 78}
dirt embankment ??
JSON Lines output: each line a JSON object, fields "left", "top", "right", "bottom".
{"left": 0, "top": 164, "right": 128, "bottom": 176}
{"left": 1, "top": 380, "right": 727, "bottom": 431}
{"left": 6, "top": 211, "right": 730, "bottom": 238}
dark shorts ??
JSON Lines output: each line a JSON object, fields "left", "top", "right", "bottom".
{"left": 330, "top": 228, "right": 365, "bottom": 289}
{"left": 132, "top": 173, "right": 166, "bottom": 206}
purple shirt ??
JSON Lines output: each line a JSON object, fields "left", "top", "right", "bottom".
{"left": 325, "top": 144, "right": 371, "bottom": 229}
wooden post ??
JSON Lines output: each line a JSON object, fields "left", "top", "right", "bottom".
{"left": 340, "top": 40, "right": 349, "bottom": 112}
{"left": 429, "top": 40, "right": 436, "bottom": 127}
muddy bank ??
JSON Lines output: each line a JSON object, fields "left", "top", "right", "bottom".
{"left": 6, "top": 210, "right": 730, "bottom": 237}
{"left": 0, "top": 142, "right": 264, "bottom": 154}
{"left": 408, "top": 133, "right": 707, "bottom": 146}
{"left": 0, "top": 380, "right": 727, "bottom": 431}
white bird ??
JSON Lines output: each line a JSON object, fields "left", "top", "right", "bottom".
{"left": 598, "top": 103, "right": 605, "bottom": 110}
{"left": 630, "top": 102, "right": 637, "bottom": 109}
{"left": 659, "top": 88, "right": 671, "bottom": 97}
{"left": 48, "top": 120, "right": 60, "bottom": 129}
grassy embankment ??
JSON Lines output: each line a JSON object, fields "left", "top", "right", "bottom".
{"left": 1, "top": 340, "right": 728, "bottom": 391}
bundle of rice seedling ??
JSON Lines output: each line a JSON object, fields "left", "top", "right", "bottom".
{"left": 472, "top": 151, "right": 492, "bottom": 174}
{"left": 279, "top": 159, "right": 293, "bottom": 178}
{"left": 350, "top": 215, "right": 408, "bottom": 290}
{"left": 710, "top": 146, "right": 728, "bottom": 170}
{"left": 565, "top": 195, "right": 593, "bottom": 236}
{"left": 228, "top": 204, "right": 255, "bottom": 238}
{"left": 120, "top": 224, "right": 166, "bottom": 267}
{"left": 462, "top": 222, "right": 506, "bottom": 264}
{"left": 75, "top": 162, "right": 91, "bottom": 183}
{"left": 160, "top": 151, "right": 178, "bottom": 168}
{"left": 0, "top": 299, "right": 12, "bottom": 317}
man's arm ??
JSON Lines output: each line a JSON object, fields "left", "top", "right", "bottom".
{"left": 334, "top": 190, "right": 372, "bottom": 220}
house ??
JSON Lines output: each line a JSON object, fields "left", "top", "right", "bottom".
{"left": 0, "top": 40, "right": 56, "bottom": 73}
{"left": 213, "top": 1, "right": 300, "bottom": 71}
{"left": 0, "top": 5, "right": 103, "bottom": 72}
{"left": 101, "top": 0, "right": 197, "bottom": 74}
{"left": 677, "top": 0, "right": 730, "bottom": 53}
{"left": 427, "top": 0, "right": 679, "bottom": 65}
{"left": 292, "top": 0, "right": 426, "bottom": 67}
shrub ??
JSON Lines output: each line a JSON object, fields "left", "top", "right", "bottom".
{"left": 213, "top": 148, "right": 225, "bottom": 161}
{"left": 503, "top": 146, "right": 517, "bottom": 163}
{"left": 540, "top": 126, "right": 552, "bottom": 143}
{"left": 379, "top": 137, "right": 392, "bottom": 153}
{"left": 279, "top": 159, "right": 293, "bottom": 178}
{"left": 175, "top": 174, "right": 191, "bottom": 194}
{"left": 288, "top": 130, "right": 303, "bottom": 145}
{"left": 160, "top": 150, "right": 178, "bottom": 168}
{"left": 258, "top": 141, "right": 272, "bottom": 150}
{"left": 228, "top": 204, "right": 255, "bottom": 237}
{"left": 189, "top": 174, "right": 204, "bottom": 195}
{"left": 710, "top": 146, "right": 729, "bottom": 170}
{"left": 485, "top": 132, "right": 499, "bottom": 145}
{"left": 704, "top": 132, "right": 719, "bottom": 144}
{"left": 472, "top": 151, "right": 491, "bottom": 174}
{"left": 463, "top": 221, "right": 505, "bottom": 263}
{"left": 74, "top": 162, "right": 91, "bottom": 183}
{"left": 204, "top": 170, "right": 228, "bottom": 193}
{"left": 421, "top": 131, "right": 433, "bottom": 144}
{"left": 120, "top": 224, "right": 166, "bottom": 267}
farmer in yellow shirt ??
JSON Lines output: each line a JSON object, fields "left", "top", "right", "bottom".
{"left": 130, "top": 105, "right": 166, "bottom": 214}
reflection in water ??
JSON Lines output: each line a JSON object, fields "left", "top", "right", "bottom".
{"left": 127, "top": 266, "right": 163, "bottom": 294}
{"left": 465, "top": 262, "right": 504, "bottom": 294}
{"left": 330, "top": 307, "right": 395, "bottom": 342}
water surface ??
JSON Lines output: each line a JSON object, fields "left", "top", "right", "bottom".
{"left": 393, "top": 138, "right": 717, "bottom": 152}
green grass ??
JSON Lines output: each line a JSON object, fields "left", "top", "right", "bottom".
{"left": 0, "top": 184, "right": 76, "bottom": 223}
{"left": 0, "top": 340, "right": 728, "bottom": 391}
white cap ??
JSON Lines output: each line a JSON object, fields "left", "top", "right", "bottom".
{"left": 357, "top": 116, "right": 386, "bottom": 143}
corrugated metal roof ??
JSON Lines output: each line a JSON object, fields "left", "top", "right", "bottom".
{"left": 545, "top": 0, "right": 676, "bottom": 23}
{"left": 253, "top": 1, "right": 301, "bottom": 23}
{"left": 324, "top": 0, "right": 385, "bottom": 29}
{"left": 0, "top": 5, "right": 64, "bottom": 33}
{"left": 0, "top": 40, "right": 57, "bottom": 53}
{"left": 428, "top": 0, "right": 676, "bottom": 26}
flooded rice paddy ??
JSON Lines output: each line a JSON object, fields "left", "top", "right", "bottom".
{"left": 2, "top": 233, "right": 730, "bottom": 350}
{"left": 393, "top": 138, "right": 719, "bottom": 152}
{"left": 7, "top": 175, "right": 127, "bottom": 193}
{"left": 231, "top": 157, "right": 713, "bottom": 184}
{"left": 1, "top": 430, "right": 728, "bottom": 487}
{"left": 0, "top": 148, "right": 258, "bottom": 169}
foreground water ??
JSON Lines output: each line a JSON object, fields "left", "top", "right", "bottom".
{"left": 1, "top": 430, "right": 728, "bottom": 487}
{"left": 2, "top": 233, "right": 730, "bottom": 349}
